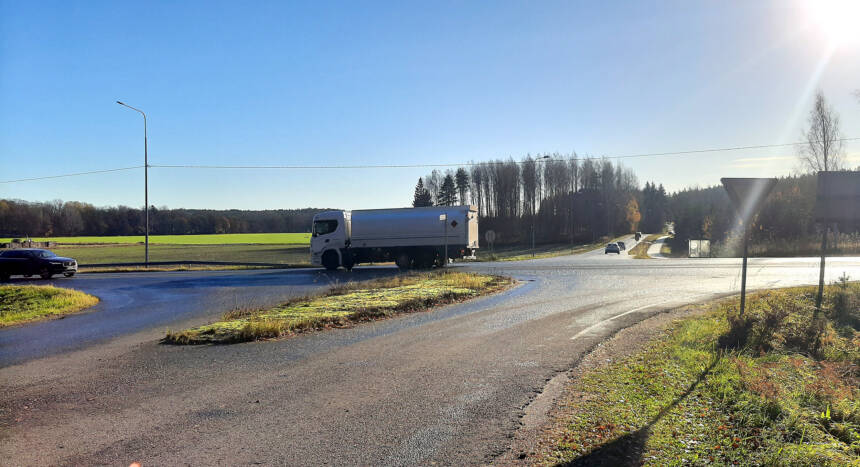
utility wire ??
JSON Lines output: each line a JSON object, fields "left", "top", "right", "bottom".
{"left": 153, "top": 137, "right": 860, "bottom": 169}
{"left": 3, "top": 137, "right": 859, "bottom": 183}
{"left": 0, "top": 165, "right": 145, "bottom": 184}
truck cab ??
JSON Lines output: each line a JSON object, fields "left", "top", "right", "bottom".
{"left": 310, "top": 211, "right": 350, "bottom": 269}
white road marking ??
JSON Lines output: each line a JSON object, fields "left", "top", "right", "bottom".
{"left": 569, "top": 295, "right": 699, "bottom": 340}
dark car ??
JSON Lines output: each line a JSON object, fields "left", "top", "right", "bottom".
{"left": 0, "top": 249, "right": 78, "bottom": 280}
{"left": 604, "top": 243, "right": 621, "bottom": 254}
{"left": 617, "top": 241, "right": 626, "bottom": 251}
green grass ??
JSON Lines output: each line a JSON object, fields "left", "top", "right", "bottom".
{"left": 628, "top": 233, "right": 663, "bottom": 259}
{"left": 1, "top": 233, "right": 310, "bottom": 245}
{"left": 540, "top": 282, "right": 860, "bottom": 466}
{"left": 49, "top": 243, "right": 310, "bottom": 265}
{"left": 164, "top": 271, "right": 512, "bottom": 345}
{"left": 0, "top": 285, "right": 99, "bottom": 327}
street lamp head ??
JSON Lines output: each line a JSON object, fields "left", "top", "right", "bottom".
{"left": 116, "top": 100, "right": 124, "bottom": 105}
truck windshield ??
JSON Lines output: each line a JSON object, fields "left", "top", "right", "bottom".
{"left": 313, "top": 220, "right": 338, "bottom": 237}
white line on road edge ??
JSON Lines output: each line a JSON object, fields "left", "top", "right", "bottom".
{"left": 569, "top": 297, "right": 677, "bottom": 340}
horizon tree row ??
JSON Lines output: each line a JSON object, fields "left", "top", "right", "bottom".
{"left": 412, "top": 155, "right": 669, "bottom": 245}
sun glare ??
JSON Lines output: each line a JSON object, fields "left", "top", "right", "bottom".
{"left": 807, "top": 0, "right": 860, "bottom": 45}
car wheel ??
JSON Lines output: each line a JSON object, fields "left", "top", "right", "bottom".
{"left": 64, "top": 272, "right": 75, "bottom": 278}
{"left": 322, "top": 250, "right": 340, "bottom": 271}
{"left": 40, "top": 268, "right": 53, "bottom": 280}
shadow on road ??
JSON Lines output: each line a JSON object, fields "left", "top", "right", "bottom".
{"left": 562, "top": 357, "right": 719, "bottom": 467}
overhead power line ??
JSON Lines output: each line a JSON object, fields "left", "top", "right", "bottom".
{"left": 2, "top": 137, "right": 859, "bottom": 184}
{"left": 0, "top": 165, "right": 145, "bottom": 184}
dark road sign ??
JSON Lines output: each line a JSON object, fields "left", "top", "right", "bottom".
{"left": 815, "top": 171, "right": 860, "bottom": 224}
{"left": 721, "top": 177, "right": 778, "bottom": 317}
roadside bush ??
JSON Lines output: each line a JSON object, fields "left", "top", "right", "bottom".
{"left": 720, "top": 290, "right": 825, "bottom": 357}
{"left": 830, "top": 274, "right": 860, "bottom": 330}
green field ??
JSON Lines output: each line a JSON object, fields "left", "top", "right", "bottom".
{"left": 0, "top": 233, "right": 310, "bottom": 245}
{"left": 52, "top": 243, "right": 310, "bottom": 265}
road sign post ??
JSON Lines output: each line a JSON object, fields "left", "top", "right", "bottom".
{"left": 440, "top": 213, "right": 448, "bottom": 267}
{"left": 721, "top": 177, "right": 778, "bottom": 317}
{"left": 813, "top": 171, "right": 860, "bottom": 314}
{"left": 485, "top": 229, "right": 496, "bottom": 256}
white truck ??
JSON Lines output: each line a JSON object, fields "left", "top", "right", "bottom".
{"left": 310, "top": 206, "right": 479, "bottom": 270}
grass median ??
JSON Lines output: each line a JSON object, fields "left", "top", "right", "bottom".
{"left": 627, "top": 233, "right": 663, "bottom": 259}
{"left": 164, "top": 270, "right": 513, "bottom": 345}
{"left": 0, "top": 285, "right": 99, "bottom": 327}
{"left": 539, "top": 280, "right": 860, "bottom": 466}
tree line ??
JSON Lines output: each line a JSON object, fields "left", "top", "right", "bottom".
{"left": 0, "top": 199, "right": 326, "bottom": 237}
{"left": 412, "top": 156, "right": 669, "bottom": 244}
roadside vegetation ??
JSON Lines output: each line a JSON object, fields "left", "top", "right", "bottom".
{"left": 164, "top": 271, "right": 512, "bottom": 345}
{"left": 539, "top": 280, "right": 860, "bottom": 466}
{"left": 627, "top": 234, "right": 663, "bottom": 259}
{"left": 0, "top": 285, "right": 99, "bottom": 327}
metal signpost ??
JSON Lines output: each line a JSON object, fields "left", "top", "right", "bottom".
{"left": 485, "top": 229, "right": 496, "bottom": 256}
{"left": 721, "top": 178, "right": 778, "bottom": 316}
{"left": 813, "top": 171, "right": 860, "bottom": 313}
{"left": 440, "top": 213, "right": 448, "bottom": 267}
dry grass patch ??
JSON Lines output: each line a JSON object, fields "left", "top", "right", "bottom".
{"left": 164, "top": 271, "right": 513, "bottom": 345}
{"left": 0, "top": 285, "right": 99, "bottom": 327}
{"left": 628, "top": 234, "right": 663, "bottom": 259}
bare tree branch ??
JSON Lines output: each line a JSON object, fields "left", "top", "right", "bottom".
{"left": 799, "top": 91, "right": 845, "bottom": 173}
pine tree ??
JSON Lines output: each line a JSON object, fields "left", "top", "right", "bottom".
{"left": 439, "top": 174, "right": 458, "bottom": 206}
{"left": 412, "top": 178, "right": 433, "bottom": 207}
{"left": 455, "top": 168, "right": 470, "bottom": 205}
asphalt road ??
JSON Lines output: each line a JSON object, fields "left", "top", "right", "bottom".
{"left": 3, "top": 244, "right": 860, "bottom": 465}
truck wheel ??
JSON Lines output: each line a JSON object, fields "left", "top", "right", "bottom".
{"left": 322, "top": 251, "right": 340, "bottom": 271}
{"left": 395, "top": 253, "right": 412, "bottom": 270}
{"left": 414, "top": 251, "right": 434, "bottom": 269}
{"left": 40, "top": 268, "right": 53, "bottom": 280}
{"left": 342, "top": 254, "right": 354, "bottom": 271}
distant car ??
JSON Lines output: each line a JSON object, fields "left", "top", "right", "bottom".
{"left": 604, "top": 243, "right": 621, "bottom": 254}
{"left": 0, "top": 249, "right": 78, "bottom": 281}
{"left": 617, "top": 241, "right": 626, "bottom": 250}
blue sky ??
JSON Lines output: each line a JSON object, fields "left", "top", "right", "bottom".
{"left": 1, "top": 0, "right": 858, "bottom": 210}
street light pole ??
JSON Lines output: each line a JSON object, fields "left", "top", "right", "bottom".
{"left": 117, "top": 101, "right": 149, "bottom": 267}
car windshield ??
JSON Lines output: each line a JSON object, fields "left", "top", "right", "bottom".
{"left": 38, "top": 250, "right": 56, "bottom": 258}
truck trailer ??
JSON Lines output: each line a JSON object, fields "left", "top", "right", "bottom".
{"left": 310, "top": 206, "right": 479, "bottom": 270}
